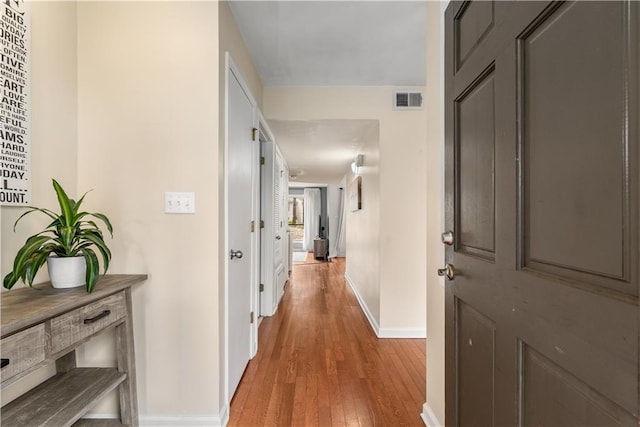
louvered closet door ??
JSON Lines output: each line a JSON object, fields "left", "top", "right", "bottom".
{"left": 273, "top": 150, "right": 284, "bottom": 267}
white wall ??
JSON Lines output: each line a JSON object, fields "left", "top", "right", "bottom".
{"left": 423, "top": 1, "right": 447, "bottom": 426}
{"left": 77, "top": 1, "right": 221, "bottom": 423}
{"left": 345, "top": 124, "right": 381, "bottom": 325}
{"left": 263, "top": 86, "right": 427, "bottom": 335}
{"left": 378, "top": 107, "right": 428, "bottom": 335}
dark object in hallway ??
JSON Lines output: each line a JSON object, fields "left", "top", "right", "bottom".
{"left": 228, "top": 258, "right": 426, "bottom": 426}
{"left": 313, "top": 237, "right": 329, "bottom": 260}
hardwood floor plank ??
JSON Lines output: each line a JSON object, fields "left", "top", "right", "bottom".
{"left": 327, "top": 372, "right": 347, "bottom": 427}
{"left": 304, "top": 373, "right": 320, "bottom": 426}
{"left": 291, "top": 375, "right": 307, "bottom": 426}
{"left": 228, "top": 258, "right": 425, "bottom": 426}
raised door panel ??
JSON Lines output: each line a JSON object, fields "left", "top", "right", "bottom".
{"left": 456, "top": 299, "right": 495, "bottom": 426}
{"left": 520, "top": 1, "right": 634, "bottom": 294}
{"left": 455, "top": 1, "right": 495, "bottom": 71}
{"left": 520, "top": 344, "right": 636, "bottom": 426}
{"left": 455, "top": 65, "right": 496, "bottom": 260}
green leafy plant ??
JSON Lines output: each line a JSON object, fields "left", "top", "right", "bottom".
{"left": 3, "top": 179, "right": 113, "bottom": 293}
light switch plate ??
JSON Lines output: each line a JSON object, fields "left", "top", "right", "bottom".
{"left": 165, "top": 192, "right": 195, "bottom": 214}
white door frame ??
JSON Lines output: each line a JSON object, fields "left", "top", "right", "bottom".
{"left": 223, "top": 52, "right": 260, "bottom": 410}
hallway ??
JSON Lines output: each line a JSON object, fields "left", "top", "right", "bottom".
{"left": 228, "top": 259, "right": 426, "bottom": 426}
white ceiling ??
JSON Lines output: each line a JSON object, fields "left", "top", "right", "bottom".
{"left": 229, "top": 1, "right": 427, "bottom": 184}
{"left": 229, "top": 1, "right": 427, "bottom": 86}
{"left": 269, "top": 119, "right": 378, "bottom": 184}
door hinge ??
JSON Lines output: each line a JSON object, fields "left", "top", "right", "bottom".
{"left": 260, "top": 220, "right": 265, "bottom": 229}
{"left": 252, "top": 128, "right": 257, "bottom": 141}
{"left": 259, "top": 283, "right": 264, "bottom": 292}
{"left": 260, "top": 156, "right": 265, "bottom": 165}
{"left": 250, "top": 311, "right": 254, "bottom": 324}
{"left": 251, "top": 220, "right": 255, "bottom": 232}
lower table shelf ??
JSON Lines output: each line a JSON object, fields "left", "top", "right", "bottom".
{"left": 2, "top": 368, "right": 126, "bottom": 427}
{"left": 73, "top": 419, "right": 124, "bottom": 427}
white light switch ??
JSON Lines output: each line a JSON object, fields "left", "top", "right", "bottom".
{"left": 165, "top": 192, "right": 195, "bottom": 214}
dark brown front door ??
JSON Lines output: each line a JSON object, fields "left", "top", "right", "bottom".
{"left": 444, "top": 1, "right": 639, "bottom": 425}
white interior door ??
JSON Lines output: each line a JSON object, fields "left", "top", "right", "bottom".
{"left": 273, "top": 151, "right": 284, "bottom": 267}
{"left": 227, "top": 65, "right": 254, "bottom": 399}
{"left": 273, "top": 150, "right": 288, "bottom": 303}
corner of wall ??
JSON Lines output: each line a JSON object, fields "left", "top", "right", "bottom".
{"left": 344, "top": 272, "right": 380, "bottom": 336}
{"left": 424, "top": 1, "right": 447, "bottom": 425}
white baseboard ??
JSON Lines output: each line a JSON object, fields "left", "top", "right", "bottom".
{"left": 421, "top": 402, "right": 443, "bottom": 427}
{"left": 378, "top": 327, "right": 426, "bottom": 339}
{"left": 344, "top": 272, "right": 380, "bottom": 336}
{"left": 344, "top": 273, "right": 427, "bottom": 339}
{"left": 219, "top": 404, "right": 229, "bottom": 426}
{"left": 80, "top": 414, "right": 226, "bottom": 427}
{"left": 140, "top": 414, "right": 226, "bottom": 426}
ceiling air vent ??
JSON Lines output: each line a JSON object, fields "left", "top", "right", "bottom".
{"left": 394, "top": 90, "right": 423, "bottom": 110}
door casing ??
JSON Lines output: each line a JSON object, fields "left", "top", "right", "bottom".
{"left": 224, "top": 52, "right": 260, "bottom": 409}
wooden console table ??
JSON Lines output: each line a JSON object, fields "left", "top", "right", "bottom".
{"left": 1, "top": 274, "right": 147, "bottom": 427}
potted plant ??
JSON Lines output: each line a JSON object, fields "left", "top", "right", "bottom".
{"left": 3, "top": 179, "right": 113, "bottom": 293}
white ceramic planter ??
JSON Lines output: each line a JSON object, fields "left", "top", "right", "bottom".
{"left": 47, "top": 256, "right": 86, "bottom": 289}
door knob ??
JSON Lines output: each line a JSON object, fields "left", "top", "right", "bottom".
{"left": 275, "top": 235, "right": 282, "bottom": 240}
{"left": 229, "top": 249, "right": 243, "bottom": 260}
{"left": 437, "top": 264, "right": 455, "bottom": 280}
{"left": 441, "top": 231, "right": 454, "bottom": 245}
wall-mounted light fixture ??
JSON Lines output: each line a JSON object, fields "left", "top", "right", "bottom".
{"left": 351, "top": 154, "right": 364, "bottom": 176}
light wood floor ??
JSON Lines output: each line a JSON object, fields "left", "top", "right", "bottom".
{"left": 228, "top": 258, "right": 426, "bottom": 426}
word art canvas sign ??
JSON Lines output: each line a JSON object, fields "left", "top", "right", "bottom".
{"left": 0, "top": 0, "right": 30, "bottom": 206}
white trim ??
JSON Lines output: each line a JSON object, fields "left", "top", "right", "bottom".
{"left": 140, "top": 415, "right": 225, "bottom": 427}
{"left": 223, "top": 50, "right": 231, "bottom": 415}
{"left": 378, "top": 327, "right": 426, "bottom": 339}
{"left": 344, "top": 273, "right": 380, "bottom": 336}
{"left": 250, "top": 80, "right": 261, "bottom": 361}
{"left": 224, "top": 52, "right": 260, "bottom": 415}
{"left": 218, "top": 404, "right": 229, "bottom": 427}
{"left": 421, "top": 403, "right": 443, "bottom": 427}
{"left": 81, "top": 414, "right": 228, "bottom": 427}
{"left": 78, "top": 414, "right": 117, "bottom": 420}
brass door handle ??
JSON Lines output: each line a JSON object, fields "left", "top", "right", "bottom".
{"left": 437, "top": 264, "right": 455, "bottom": 280}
